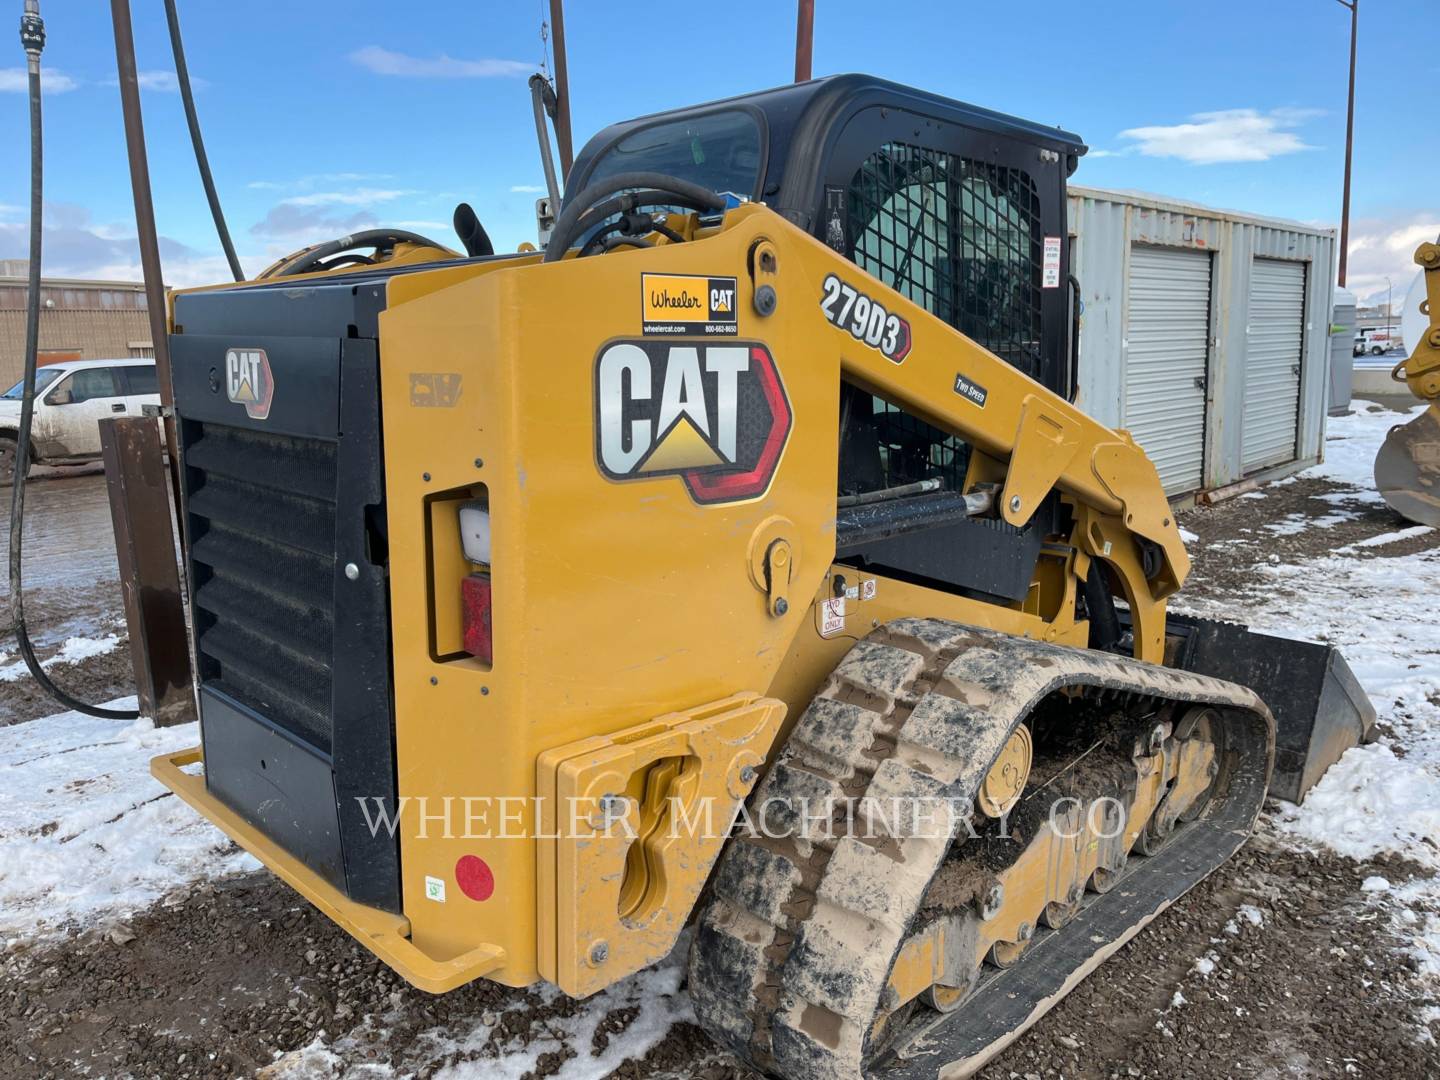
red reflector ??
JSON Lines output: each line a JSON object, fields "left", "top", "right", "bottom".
{"left": 455, "top": 854, "right": 495, "bottom": 901}
{"left": 461, "top": 572, "right": 492, "bottom": 662}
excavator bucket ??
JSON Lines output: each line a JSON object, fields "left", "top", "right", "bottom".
{"left": 1165, "top": 614, "right": 1376, "bottom": 803}
{"left": 1375, "top": 403, "right": 1440, "bottom": 527}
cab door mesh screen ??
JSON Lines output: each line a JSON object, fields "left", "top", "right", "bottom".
{"left": 848, "top": 142, "right": 1043, "bottom": 378}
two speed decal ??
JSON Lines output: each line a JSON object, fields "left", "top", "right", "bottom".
{"left": 819, "top": 273, "right": 912, "bottom": 363}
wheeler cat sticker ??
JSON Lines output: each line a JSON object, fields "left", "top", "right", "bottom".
{"left": 819, "top": 273, "right": 912, "bottom": 363}
{"left": 224, "top": 347, "right": 274, "bottom": 420}
{"left": 641, "top": 273, "right": 738, "bottom": 336}
{"left": 594, "top": 340, "right": 791, "bottom": 505}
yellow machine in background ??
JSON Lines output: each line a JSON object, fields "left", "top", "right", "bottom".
{"left": 1375, "top": 239, "right": 1440, "bottom": 526}
{"left": 150, "top": 76, "right": 1372, "bottom": 1078}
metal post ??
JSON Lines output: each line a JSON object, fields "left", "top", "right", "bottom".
{"left": 110, "top": 0, "right": 174, "bottom": 419}
{"left": 795, "top": 0, "right": 815, "bottom": 82}
{"left": 548, "top": 0, "right": 574, "bottom": 180}
{"left": 99, "top": 417, "right": 195, "bottom": 726}
{"left": 109, "top": 0, "right": 198, "bottom": 723}
{"left": 1336, "top": 0, "right": 1357, "bottom": 287}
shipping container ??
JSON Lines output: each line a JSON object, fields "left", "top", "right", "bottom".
{"left": 1067, "top": 187, "right": 1336, "bottom": 499}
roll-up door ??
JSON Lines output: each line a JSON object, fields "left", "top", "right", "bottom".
{"left": 1243, "top": 258, "right": 1306, "bottom": 473}
{"left": 1123, "top": 246, "right": 1212, "bottom": 495}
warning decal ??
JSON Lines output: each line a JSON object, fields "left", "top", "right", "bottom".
{"left": 1042, "top": 236, "right": 1062, "bottom": 289}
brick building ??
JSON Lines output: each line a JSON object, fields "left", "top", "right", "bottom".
{"left": 0, "top": 260, "right": 155, "bottom": 389}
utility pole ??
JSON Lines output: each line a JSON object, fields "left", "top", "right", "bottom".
{"left": 795, "top": 0, "right": 814, "bottom": 82}
{"left": 1336, "top": 0, "right": 1357, "bottom": 287}
{"left": 548, "top": 0, "right": 573, "bottom": 179}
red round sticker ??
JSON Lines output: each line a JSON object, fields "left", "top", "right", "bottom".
{"left": 454, "top": 855, "right": 495, "bottom": 901}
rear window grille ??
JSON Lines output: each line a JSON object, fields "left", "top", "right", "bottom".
{"left": 186, "top": 422, "right": 337, "bottom": 753}
{"left": 848, "top": 142, "right": 1043, "bottom": 377}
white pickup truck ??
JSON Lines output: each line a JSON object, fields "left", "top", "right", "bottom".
{"left": 1353, "top": 326, "right": 1403, "bottom": 356}
{"left": 0, "top": 358, "right": 161, "bottom": 483}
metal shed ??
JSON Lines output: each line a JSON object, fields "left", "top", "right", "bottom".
{"left": 1067, "top": 187, "right": 1336, "bottom": 499}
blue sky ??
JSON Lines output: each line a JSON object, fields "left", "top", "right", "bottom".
{"left": 0, "top": 0, "right": 1434, "bottom": 305}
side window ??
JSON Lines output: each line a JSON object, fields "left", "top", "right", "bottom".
{"left": 122, "top": 365, "right": 159, "bottom": 396}
{"left": 848, "top": 142, "right": 1043, "bottom": 376}
{"left": 843, "top": 144, "right": 1001, "bottom": 498}
{"left": 51, "top": 368, "right": 119, "bottom": 405}
{"left": 849, "top": 146, "right": 952, "bottom": 318}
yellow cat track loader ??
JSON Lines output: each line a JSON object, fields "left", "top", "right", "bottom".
{"left": 149, "top": 76, "right": 1374, "bottom": 1077}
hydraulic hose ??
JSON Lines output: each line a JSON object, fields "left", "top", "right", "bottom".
{"left": 163, "top": 0, "right": 242, "bottom": 281}
{"left": 544, "top": 172, "right": 726, "bottom": 261}
{"left": 9, "top": 3, "right": 138, "bottom": 720}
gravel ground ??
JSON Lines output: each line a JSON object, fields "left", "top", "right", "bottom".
{"left": 2, "top": 404, "right": 1438, "bottom": 1079}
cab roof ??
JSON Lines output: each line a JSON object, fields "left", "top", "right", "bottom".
{"left": 567, "top": 72, "right": 1087, "bottom": 208}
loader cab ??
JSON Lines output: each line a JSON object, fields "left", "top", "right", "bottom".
{"left": 572, "top": 75, "right": 1086, "bottom": 605}
{"left": 568, "top": 73, "right": 1085, "bottom": 397}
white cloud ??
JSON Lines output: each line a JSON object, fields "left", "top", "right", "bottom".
{"left": 348, "top": 46, "right": 531, "bottom": 79}
{"left": 393, "top": 220, "right": 451, "bottom": 232}
{"left": 138, "top": 70, "right": 181, "bottom": 92}
{"left": 248, "top": 204, "right": 378, "bottom": 245}
{"left": 281, "top": 188, "right": 417, "bottom": 208}
{"left": 247, "top": 172, "right": 393, "bottom": 192}
{"left": 0, "top": 68, "right": 79, "bottom": 93}
{"left": 1343, "top": 216, "right": 1440, "bottom": 308}
{"left": 510, "top": 184, "right": 545, "bottom": 193}
{"left": 0, "top": 203, "right": 256, "bottom": 286}
{"left": 98, "top": 70, "right": 206, "bottom": 93}
{"left": 1117, "top": 108, "right": 1321, "bottom": 165}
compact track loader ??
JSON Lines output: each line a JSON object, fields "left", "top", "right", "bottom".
{"left": 150, "top": 76, "right": 1373, "bottom": 1077}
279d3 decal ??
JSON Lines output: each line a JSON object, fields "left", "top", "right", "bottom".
{"left": 819, "top": 273, "right": 912, "bottom": 363}
{"left": 594, "top": 340, "right": 792, "bottom": 505}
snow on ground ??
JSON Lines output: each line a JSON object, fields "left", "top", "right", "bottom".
{"left": 1187, "top": 401, "right": 1440, "bottom": 1005}
{"left": 264, "top": 941, "right": 695, "bottom": 1080}
{"left": 0, "top": 699, "right": 256, "bottom": 943}
{"left": 1264, "top": 510, "right": 1352, "bottom": 536}
{"left": 1, "top": 397, "right": 1436, "bottom": 1072}
{"left": 0, "top": 633, "right": 121, "bottom": 682}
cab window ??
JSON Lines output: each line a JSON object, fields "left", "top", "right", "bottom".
{"left": 47, "top": 367, "right": 119, "bottom": 405}
{"left": 581, "top": 109, "right": 763, "bottom": 201}
{"left": 1, "top": 368, "right": 62, "bottom": 400}
{"left": 121, "top": 364, "right": 159, "bottom": 396}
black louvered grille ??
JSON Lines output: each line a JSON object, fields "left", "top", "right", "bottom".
{"left": 187, "top": 422, "right": 337, "bottom": 753}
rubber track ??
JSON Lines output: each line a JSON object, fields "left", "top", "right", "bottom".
{"left": 688, "top": 618, "right": 1273, "bottom": 1080}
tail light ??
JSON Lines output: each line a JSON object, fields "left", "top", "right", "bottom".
{"left": 458, "top": 500, "right": 492, "bottom": 663}
{"left": 461, "top": 573, "right": 492, "bottom": 663}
